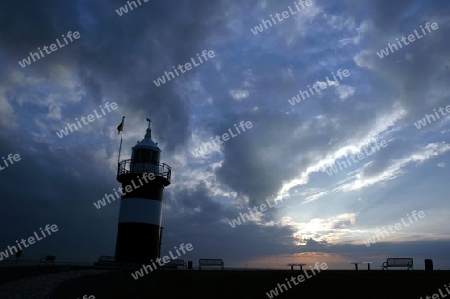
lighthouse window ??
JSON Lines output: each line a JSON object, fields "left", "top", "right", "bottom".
{"left": 134, "top": 149, "right": 153, "bottom": 162}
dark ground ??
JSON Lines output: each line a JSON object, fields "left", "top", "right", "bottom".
{"left": 0, "top": 265, "right": 94, "bottom": 285}
{"left": 48, "top": 268, "right": 450, "bottom": 299}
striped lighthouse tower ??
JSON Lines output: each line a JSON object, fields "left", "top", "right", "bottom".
{"left": 115, "top": 118, "right": 171, "bottom": 263}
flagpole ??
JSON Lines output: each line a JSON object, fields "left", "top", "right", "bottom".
{"left": 118, "top": 132, "right": 123, "bottom": 165}
{"left": 117, "top": 116, "right": 125, "bottom": 166}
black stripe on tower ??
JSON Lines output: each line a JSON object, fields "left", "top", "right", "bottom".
{"left": 115, "top": 223, "right": 161, "bottom": 263}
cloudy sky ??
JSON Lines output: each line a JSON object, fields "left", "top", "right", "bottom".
{"left": 1, "top": 0, "right": 449, "bottom": 270}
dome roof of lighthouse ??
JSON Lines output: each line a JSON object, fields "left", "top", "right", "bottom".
{"left": 133, "top": 122, "right": 161, "bottom": 151}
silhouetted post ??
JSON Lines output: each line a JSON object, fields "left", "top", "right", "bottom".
{"left": 15, "top": 250, "right": 22, "bottom": 266}
{"left": 425, "top": 259, "right": 433, "bottom": 273}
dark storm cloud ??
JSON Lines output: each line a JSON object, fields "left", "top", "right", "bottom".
{"left": 0, "top": 130, "right": 119, "bottom": 260}
{"left": 0, "top": 1, "right": 77, "bottom": 52}
{"left": 349, "top": 0, "right": 450, "bottom": 119}
{"left": 78, "top": 69, "right": 103, "bottom": 105}
{"left": 365, "top": 0, "right": 415, "bottom": 32}
{"left": 0, "top": 0, "right": 242, "bottom": 153}
{"left": 214, "top": 112, "right": 307, "bottom": 206}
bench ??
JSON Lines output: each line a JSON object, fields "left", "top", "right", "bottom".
{"left": 287, "top": 263, "right": 306, "bottom": 271}
{"left": 382, "top": 258, "right": 413, "bottom": 270}
{"left": 351, "top": 262, "right": 373, "bottom": 271}
{"left": 199, "top": 258, "right": 224, "bottom": 270}
{"left": 164, "top": 259, "right": 186, "bottom": 269}
{"left": 93, "top": 255, "right": 115, "bottom": 267}
{"left": 38, "top": 255, "right": 55, "bottom": 266}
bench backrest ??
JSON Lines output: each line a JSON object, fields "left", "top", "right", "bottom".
{"left": 163, "top": 259, "right": 186, "bottom": 269}
{"left": 98, "top": 256, "right": 115, "bottom": 262}
{"left": 171, "top": 259, "right": 185, "bottom": 266}
{"left": 199, "top": 259, "right": 224, "bottom": 267}
{"left": 387, "top": 258, "right": 413, "bottom": 267}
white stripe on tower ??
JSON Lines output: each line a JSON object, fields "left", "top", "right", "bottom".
{"left": 118, "top": 198, "right": 162, "bottom": 225}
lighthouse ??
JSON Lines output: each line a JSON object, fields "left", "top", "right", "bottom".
{"left": 115, "top": 118, "right": 171, "bottom": 263}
